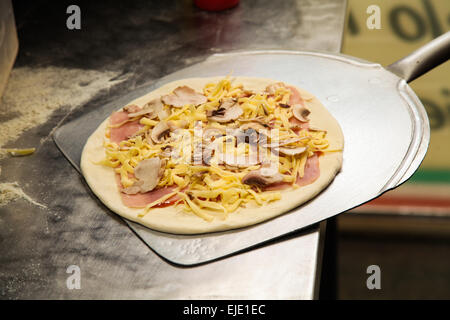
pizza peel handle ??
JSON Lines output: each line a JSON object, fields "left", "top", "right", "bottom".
{"left": 387, "top": 31, "right": 450, "bottom": 83}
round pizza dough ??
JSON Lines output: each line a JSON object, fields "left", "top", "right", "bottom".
{"left": 81, "top": 77, "right": 344, "bottom": 234}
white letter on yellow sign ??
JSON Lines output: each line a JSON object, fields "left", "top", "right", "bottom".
{"left": 366, "top": 5, "right": 381, "bottom": 30}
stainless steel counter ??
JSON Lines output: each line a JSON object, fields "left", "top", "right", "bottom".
{"left": 0, "top": 0, "right": 346, "bottom": 299}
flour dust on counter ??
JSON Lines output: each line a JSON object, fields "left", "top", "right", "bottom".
{"left": 0, "top": 66, "right": 126, "bottom": 151}
{"left": 0, "top": 66, "right": 127, "bottom": 208}
{"left": 0, "top": 181, "right": 46, "bottom": 208}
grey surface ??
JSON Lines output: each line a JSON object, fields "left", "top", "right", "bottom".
{"left": 0, "top": 0, "right": 347, "bottom": 299}
{"left": 55, "top": 50, "right": 429, "bottom": 266}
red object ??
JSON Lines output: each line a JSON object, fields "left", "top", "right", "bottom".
{"left": 194, "top": 0, "right": 240, "bottom": 11}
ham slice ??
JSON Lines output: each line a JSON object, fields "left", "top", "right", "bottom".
{"left": 263, "top": 153, "right": 320, "bottom": 191}
{"left": 296, "top": 153, "right": 320, "bottom": 186}
{"left": 115, "top": 174, "right": 181, "bottom": 208}
{"left": 161, "top": 86, "right": 207, "bottom": 107}
{"left": 266, "top": 85, "right": 317, "bottom": 190}
{"left": 121, "top": 185, "right": 180, "bottom": 208}
{"left": 286, "top": 86, "right": 309, "bottom": 131}
{"left": 109, "top": 108, "right": 180, "bottom": 208}
{"left": 109, "top": 111, "right": 143, "bottom": 144}
{"left": 288, "top": 86, "right": 305, "bottom": 106}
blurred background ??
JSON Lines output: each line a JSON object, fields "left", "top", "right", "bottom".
{"left": 339, "top": 0, "right": 450, "bottom": 299}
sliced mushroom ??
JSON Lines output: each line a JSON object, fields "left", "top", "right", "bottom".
{"left": 122, "top": 185, "right": 141, "bottom": 195}
{"left": 207, "top": 98, "right": 243, "bottom": 123}
{"left": 123, "top": 104, "right": 141, "bottom": 114}
{"left": 233, "top": 128, "right": 260, "bottom": 146}
{"left": 202, "top": 127, "right": 224, "bottom": 142}
{"left": 242, "top": 164, "right": 284, "bottom": 187}
{"left": 265, "top": 82, "right": 286, "bottom": 95}
{"left": 157, "top": 108, "right": 170, "bottom": 120}
{"left": 221, "top": 156, "right": 260, "bottom": 169}
{"left": 127, "top": 99, "right": 160, "bottom": 119}
{"left": 161, "top": 86, "right": 207, "bottom": 108}
{"left": 219, "top": 146, "right": 260, "bottom": 168}
{"left": 126, "top": 99, "right": 169, "bottom": 120}
{"left": 239, "top": 121, "right": 269, "bottom": 134}
{"left": 158, "top": 158, "right": 167, "bottom": 177}
{"left": 202, "top": 136, "right": 260, "bottom": 168}
{"left": 150, "top": 98, "right": 170, "bottom": 120}
{"left": 144, "top": 131, "right": 153, "bottom": 145}
{"left": 151, "top": 121, "right": 171, "bottom": 144}
{"left": 160, "top": 146, "right": 172, "bottom": 158}
{"left": 122, "top": 158, "right": 165, "bottom": 194}
{"left": 231, "top": 124, "right": 267, "bottom": 147}
{"left": 202, "top": 141, "right": 219, "bottom": 165}
{"left": 292, "top": 104, "right": 311, "bottom": 122}
{"left": 275, "top": 146, "right": 307, "bottom": 156}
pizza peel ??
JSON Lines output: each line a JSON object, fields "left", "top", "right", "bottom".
{"left": 53, "top": 32, "right": 449, "bottom": 265}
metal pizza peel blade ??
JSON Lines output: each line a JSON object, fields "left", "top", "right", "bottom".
{"left": 53, "top": 32, "right": 449, "bottom": 265}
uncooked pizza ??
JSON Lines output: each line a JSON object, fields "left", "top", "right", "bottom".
{"left": 81, "top": 77, "right": 344, "bottom": 234}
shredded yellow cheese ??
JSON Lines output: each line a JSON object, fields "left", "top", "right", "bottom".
{"left": 5, "top": 148, "right": 36, "bottom": 156}
{"left": 98, "top": 78, "right": 334, "bottom": 221}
